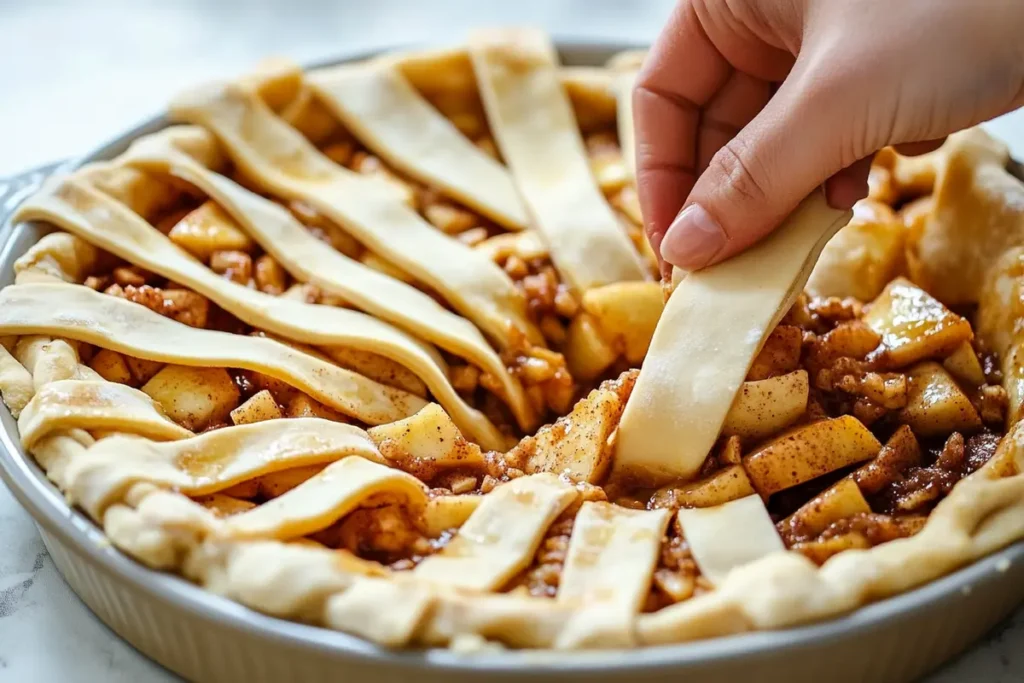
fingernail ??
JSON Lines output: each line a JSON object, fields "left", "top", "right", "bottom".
{"left": 659, "top": 204, "right": 727, "bottom": 269}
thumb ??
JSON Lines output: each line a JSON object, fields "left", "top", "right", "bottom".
{"left": 659, "top": 74, "right": 854, "bottom": 271}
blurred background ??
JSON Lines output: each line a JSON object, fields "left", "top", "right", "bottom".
{"left": 3, "top": 0, "right": 1024, "bottom": 177}
{"left": 0, "top": 0, "right": 675, "bottom": 175}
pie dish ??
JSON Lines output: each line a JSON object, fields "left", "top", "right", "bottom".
{"left": 1, "top": 25, "right": 1023, "bottom": 659}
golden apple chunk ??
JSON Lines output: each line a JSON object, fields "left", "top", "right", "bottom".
{"left": 326, "top": 347, "right": 428, "bottom": 397}
{"left": 650, "top": 465, "right": 756, "bottom": 509}
{"left": 864, "top": 277, "right": 972, "bottom": 368}
{"left": 509, "top": 374, "right": 632, "bottom": 483}
{"left": 942, "top": 342, "right": 985, "bottom": 387}
{"left": 230, "top": 389, "right": 283, "bottom": 425}
{"left": 168, "top": 201, "right": 253, "bottom": 261}
{"left": 778, "top": 477, "right": 870, "bottom": 541}
{"left": 285, "top": 393, "right": 347, "bottom": 421}
{"left": 564, "top": 312, "right": 618, "bottom": 382}
{"left": 89, "top": 349, "right": 134, "bottom": 386}
{"left": 746, "top": 325, "right": 802, "bottom": 381}
{"left": 125, "top": 356, "right": 165, "bottom": 384}
{"left": 722, "top": 370, "right": 809, "bottom": 443}
{"left": 141, "top": 365, "right": 239, "bottom": 431}
{"left": 582, "top": 281, "right": 664, "bottom": 364}
{"left": 853, "top": 425, "right": 922, "bottom": 495}
{"left": 792, "top": 532, "right": 871, "bottom": 565}
{"left": 743, "top": 415, "right": 882, "bottom": 497}
{"left": 899, "top": 362, "right": 982, "bottom": 436}
{"left": 368, "top": 403, "right": 485, "bottom": 469}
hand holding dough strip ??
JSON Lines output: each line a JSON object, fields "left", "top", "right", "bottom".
{"left": 616, "top": 192, "right": 851, "bottom": 483}
{"left": 169, "top": 83, "right": 542, "bottom": 347}
{"left": 0, "top": 283, "right": 427, "bottom": 426}
{"left": 2, "top": 35, "right": 1024, "bottom": 655}
{"left": 14, "top": 176, "right": 505, "bottom": 449}
{"left": 120, "top": 133, "right": 537, "bottom": 433}
{"left": 307, "top": 62, "right": 529, "bottom": 230}
{"left": 469, "top": 28, "right": 648, "bottom": 293}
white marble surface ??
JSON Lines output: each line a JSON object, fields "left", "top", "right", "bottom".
{"left": 0, "top": 1, "right": 1022, "bottom": 681}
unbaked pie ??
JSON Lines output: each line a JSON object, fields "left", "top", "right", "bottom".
{"left": 2, "top": 27, "right": 1023, "bottom": 650}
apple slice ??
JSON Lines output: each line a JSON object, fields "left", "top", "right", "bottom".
{"left": 743, "top": 415, "right": 882, "bottom": 497}
{"left": 899, "top": 362, "right": 982, "bottom": 436}
{"left": 722, "top": 370, "right": 808, "bottom": 443}
{"left": 778, "top": 477, "right": 870, "bottom": 542}
{"left": 864, "top": 277, "right": 972, "bottom": 369}
{"left": 650, "top": 465, "right": 756, "bottom": 509}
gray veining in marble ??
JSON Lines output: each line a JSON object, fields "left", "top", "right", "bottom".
{"left": 0, "top": 1, "right": 1022, "bottom": 681}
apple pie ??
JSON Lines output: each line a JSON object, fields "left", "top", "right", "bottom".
{"left": 1, "top": 28, "right": 1023, "bottom": 650}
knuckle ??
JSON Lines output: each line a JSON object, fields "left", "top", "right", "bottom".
{"left": 709, "top": 139, "right": 771, "bottom": 206}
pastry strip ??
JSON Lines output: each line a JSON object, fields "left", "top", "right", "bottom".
{"left": 0, "top": 344, "right": 34, "bottom": 417}
{"left": 169, "top": 84, "right": 541, "bottom": 347}
{"left": 382, "top": 46, "right": 619, "bottom": 132}
{"left": 18, "top": 380, "right": 191, "bottom": 449}
{"left": 66, "top": 417, "right": 383, "bottom": 518}
{"left": 308, "top": 63, "right": 528, "bottom": 230}
{"left": 611, "top": 60, "right": 642, "bottom": 180}
{"left": 121, "top": 133, "right": 536, "bottom": 432}
{"left": 676, "top": 495, "right": 785, "bottom": 586}
{"left": 15, "top": 177, "right": 505, "bottom": 449}
{"left": 223, "top": 455, "right": 428, "bottom": 540}
{"left": 469, "top": 28, "right": 648, "bottom": 293}
{"left": 0, "top": 283, "right": 427, "bottom": 426}
{"left": 616, "top": 193, "right": 851, "bottom": 483}
{"left": 324, "top": 578, "right": 434, "bottom": 647}
{"left": 414, "top": 473, "right": 577, "bottom": 591}
{"left": 558, "top": 503, "right": 670, "bottom": 609}
{"left": 207, "top": 541, "right": 387, "bottom": 620}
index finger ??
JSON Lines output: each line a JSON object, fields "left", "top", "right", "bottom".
{"left": 633, "top": 1, "right": 731, "bottom": 270}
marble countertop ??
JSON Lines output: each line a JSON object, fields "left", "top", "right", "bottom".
{"left": 0, "top": 1, "right": 1022, "bottom": 681}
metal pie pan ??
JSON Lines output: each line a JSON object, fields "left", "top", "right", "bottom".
{"left": 1, "top": 39, "right": 1022, "bottom": 683}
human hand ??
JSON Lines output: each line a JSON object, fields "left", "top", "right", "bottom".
{"left": 635, "top": 0, "right": 1024, "bottom": 275}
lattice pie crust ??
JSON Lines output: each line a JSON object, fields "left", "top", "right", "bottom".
{"left": 1, "top": 29, "right": 1023, "bottom": 651}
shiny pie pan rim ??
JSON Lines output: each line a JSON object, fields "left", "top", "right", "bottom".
{"left": 0, "top": 38, "right": 1021, "bottom": 679}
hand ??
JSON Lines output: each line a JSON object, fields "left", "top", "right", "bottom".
{"left": 635, "top": 0, "right": 1024, "bottom": 275}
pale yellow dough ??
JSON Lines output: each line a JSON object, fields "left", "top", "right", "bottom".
{"left": 676, "top": 495, "right": 785, "bottom": 586}
{"left": 15, "top": 176, "right": 508, "bottom": 449}
{"left": 414, "top": 472, "right": 577, "bottom": 591}
{"left": 469, "top": 28, "right": 649, "bottom": 293}
{"left": 18, "top": 380, "right": 191, "bottom": 449}
{"left": 559, "top": 503, "right": 670, "bottom": 609}
{"left": 169, "top": 83, "right": 542, "bottom": 348}
{"left": 1, "top": 32, "right": 1023, "bottom": 657}
{"left": 615, "top": 192, "right": 852, "bottom": 483}
{"left": 307, "top": 62, "right": 529, "bottom": 230}
{"left": 0, "top": 283, "right": 426, "bottom": 426}
{"left": 120, "top": 128, "right": 536, "bottom": 433}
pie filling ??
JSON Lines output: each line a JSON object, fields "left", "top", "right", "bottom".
{"left": 2, "top": 29, "right": 1024, "bottom": 651}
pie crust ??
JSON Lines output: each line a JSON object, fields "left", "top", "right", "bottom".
{"left": 1, "top": 28, "right": 1023, "bottom": 653}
